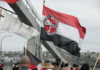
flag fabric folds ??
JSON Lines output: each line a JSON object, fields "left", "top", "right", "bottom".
{"left": 26, "top": 49, "right": 42, "bottom": 70}
{"left": 1, "top": 11, "right": 40, "bottom": 39}
{"left": 1, "top": 11, "right": 16, "bottom": 33}
{"left": 0, "top": 0, "right": 19, "bottom": 4}
{"left": 13, "top": 18, "right": 40, "bottom": 39}
{"left": 41, "top": 5, "right": 86, "bottom": 57}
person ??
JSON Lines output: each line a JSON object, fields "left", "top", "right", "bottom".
{"left": 75, "top": 64, "right": 79, "bottom": 70}
{"left": 63, "top": 63, "right": 71, "bottom": 70}
{"left": 52, "top": 62, "right": 56, "bottom": 70}
{"left": 61, "top": 64, "right": 64, "bottom": 68}
{"left": 41, "top": 60, "right": 54, "bottom": 70}
{"left": 70, "top": 67, "right": 73, "bottom": 70}
{"left": 54, "top": 62, "right": 59, "bottom": 70}
{"left": 89, "top": 67, "right": 91, "bottom": 70}
{"left": 80, "top": 63, "right": 89, "bottom": 70}
{"left": 59, "top": 64, "right": 64, "bottom": 70}
{"left": 12, "top": 62, "right": 20, "bottom": 70}
{"left": 19, "top": 55, "right": 30, "bottom": 70}
{"left": 0, "top": 61, "right": 4, "bottom": 70}
{"left": 32, "top": 68, "right": 38, "bottom": 70}
{"left": 87, "top": 63, "right": 91, "bottom": 70}
{"left": 72, "top": 64, "right": 76, "bottom": 70}
{"left": 52, "top": 62, "right": 55, "bottom": 67}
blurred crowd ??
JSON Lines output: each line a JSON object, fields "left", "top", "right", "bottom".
{"left": 0, "top": 55, "right": 91, "bottom": 70}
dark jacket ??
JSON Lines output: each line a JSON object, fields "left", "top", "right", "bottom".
{"left": 0, "top": 64, "right": 4, "bottom": 70}
{"left": 19, "top": 67, "right": 29, "bottom": 70}
{"left": 0, "top": 67, "right": 3, "bottom": 70}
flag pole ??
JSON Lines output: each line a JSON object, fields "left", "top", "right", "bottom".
{"left": 43, "top": 0, "right": 45, "bottom": 5}
{"left": 0, "top": 7, "right": 3, "bottom": 20}
{"left": 38, "top": 41, "right": 40, "bottom": 59}
{"left": 59, "top": 48, "right": 62, "bottom": 67}
{"left": 24, "top": 46, "right": 26, "bottom": 55}
{"left": 93, "top": 53, "right": 100, "bottom": 70}
{"left": 38, "top": 0, "right": 45, "bottom": 59}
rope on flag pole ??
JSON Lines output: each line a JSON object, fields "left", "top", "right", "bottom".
{"left": 0, "top": 7, "right": 3, "bottom": 20}
{"left": 93, "top": 53, "right": 100, "bottom": 70}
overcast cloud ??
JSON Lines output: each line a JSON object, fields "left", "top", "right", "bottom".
{"left": 0, "top": 0, "right": 100, "bottom": 52}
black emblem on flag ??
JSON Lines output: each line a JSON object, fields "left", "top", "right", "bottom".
{"left": 43, "top": 15, "right": 59, "bottom": 35}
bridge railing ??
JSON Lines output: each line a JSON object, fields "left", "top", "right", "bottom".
{"left": 22, "top": 0, "right": 42, "bottom": 25}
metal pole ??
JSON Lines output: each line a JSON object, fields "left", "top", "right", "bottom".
{"left": 38, "top": 40, "right": 42, "bottom": 59}
{"left": 0, "top": 35, "right": 11, "bottom": 58}
{"left": 24, "top": 41, "right": 27, "bottom": 47}
{"left": 24, "top": 47, "right": 25, "bottom": 55}
{"left": 24, "top": 41, "right": 27, "bottom": 55}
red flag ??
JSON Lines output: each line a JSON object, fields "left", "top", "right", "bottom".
{"left": 30, "top": 63, "right": 38, "bottom": 69}
{"left": 0, "top": 0, "right": 19, "bottom": 4}
{"left": 41, "top": 5, "right": 86, "bottom": 57}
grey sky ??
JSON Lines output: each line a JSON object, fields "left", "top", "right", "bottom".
{"left": 0, "top": 0, "right": 100, "bottom": 52}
